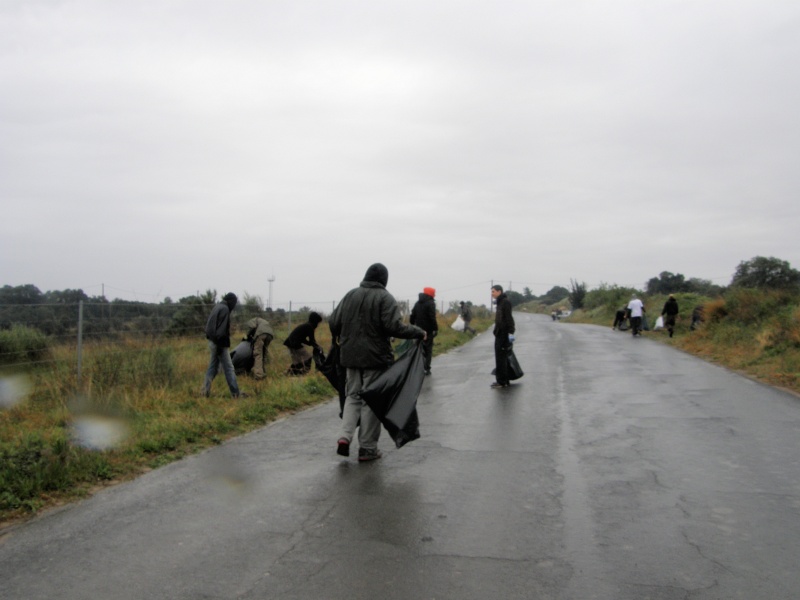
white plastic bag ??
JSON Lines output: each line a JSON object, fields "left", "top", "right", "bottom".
{"left": 451, "top": 315, "right": 465, "bottom": 331}
{"left": 654, "top": 316, "right": 664, "bottom": 330}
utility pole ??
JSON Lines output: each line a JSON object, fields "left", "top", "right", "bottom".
{"left": 268, "top": 274, "right": 275, "bottom": 310}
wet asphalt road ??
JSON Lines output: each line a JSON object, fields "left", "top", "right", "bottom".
{"left": 2, "top": 313, "right": 800, "bottom": 600}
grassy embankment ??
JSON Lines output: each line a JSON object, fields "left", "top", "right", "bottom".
{"left": 562, "top": 287, "right": 800, "bottom": 394}
{"left": 0, "top": 314, "right": 491, "bottom": 527}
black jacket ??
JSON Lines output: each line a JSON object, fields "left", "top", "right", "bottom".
{"left": 493, "top": 293, "right": 515, "bottom": 338}
{"left": 284, "top": 322, "right": 318, "bottom": 350}
{"left": 410, "top": 293, "right": 438, "bottom": 335}
{"left": 662, "top": 297, "right": 679, "bottom": 317}
{"left": 330, "top": 281, "right": 424, "bottom": 369}
{"left": 205, "top": 301, "right": 233, "bottom": 348}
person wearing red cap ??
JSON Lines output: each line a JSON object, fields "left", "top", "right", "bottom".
{"left": 410, "top": 287, "right": 438, "bottom": 375}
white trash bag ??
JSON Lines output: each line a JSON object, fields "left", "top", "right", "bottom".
{"left": 654, "top": 316, "right": 664, "bottom": 330}
{"left": 451, "top": 315, "right": 465, "bottom": 331}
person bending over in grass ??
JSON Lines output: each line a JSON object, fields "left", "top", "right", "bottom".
{"left": 284, "top": 312, "right": 323, "bottom": 375}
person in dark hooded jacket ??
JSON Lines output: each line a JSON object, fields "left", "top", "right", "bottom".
{"left": 491, "top": 284, "right": 516, "bottom": 388}
{"left": 329, "top": 263, "right": 426, "bottom": 461}
{"left": 410, "top": 287, "right": 438, "bottom": 375}
{"left": 203, "top": 292, "right": 245, "bottom": 398}
{"left": 284, "top": 312, "right": 323, "bottom": 375}
{"left": 661, "top": 294, "right": 679, "bottom": 338}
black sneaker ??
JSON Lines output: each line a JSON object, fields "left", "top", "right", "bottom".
{"left": 336, "top": 438, "right": 350, "bottom": 457}
{"left": 358, "top": 448, "right": 382, "bottom": 462}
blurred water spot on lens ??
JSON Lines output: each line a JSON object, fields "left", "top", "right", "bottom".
{"left": 204, "top": 450, "right": 254, "bottom": 498}
{"left": 71, "top": 414, "right": 130, "bottom": 450}
{"left": 0, "top": 374, "right": 32, "bottom": 409}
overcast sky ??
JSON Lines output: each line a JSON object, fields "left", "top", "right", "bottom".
{"left": 2, "top": 0, "right": 799, "bottom": 310}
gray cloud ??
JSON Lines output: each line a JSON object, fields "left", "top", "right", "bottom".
{"left": 2, "top": 1, "right": 798, "bottom": 308}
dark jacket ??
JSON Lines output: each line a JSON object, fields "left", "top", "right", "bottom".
{"left": 662, "top": 297, "right": 679, "bottom": 317}
{"left": 330, "top": 276, "right": 425, "bottom": 369}
{"left": 283, "top": 322, "right": 318, "bottom": 350}
{"left": 493, "top": 293, "right": 516, "bottom": 338}
{"left": 460, "top": 304, "right": 472, "bottom": 321}
{"left": 410, "top": 293, "right": 438, "bottom": 335}
{"left": 205, "top": 302, "right": 233, "bottom": 348}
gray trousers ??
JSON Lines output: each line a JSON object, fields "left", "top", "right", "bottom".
{"left": 340, "top": 367, "right": 383, "bottom": 450}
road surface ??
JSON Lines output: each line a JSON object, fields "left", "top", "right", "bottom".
{"left": 2, "top": 313, "right": 799, "bottom": 599}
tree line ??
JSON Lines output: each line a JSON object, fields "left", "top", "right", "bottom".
{"left": 0, "top": 286, "right": 293, "bottom": 341}
{"left": 566, "top": 256, "right": 799, "bottom": 310}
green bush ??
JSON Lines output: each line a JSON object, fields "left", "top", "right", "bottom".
{"left": 0, "top": 433, "right": 112, "bottom": 512}
{"left": 0, "top": 325, "right": 50, "bottom": 365}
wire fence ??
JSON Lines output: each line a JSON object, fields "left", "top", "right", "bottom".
{"left": 0, "top": 296, "right": 485, "bottom": 393}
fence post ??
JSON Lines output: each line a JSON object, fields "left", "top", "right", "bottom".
{"left": 77, "top": 300, "right": 84, "bottom": 388}
{"left": 288, "top": 301, "right": 292, "bottom": 332}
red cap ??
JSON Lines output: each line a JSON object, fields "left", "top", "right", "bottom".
{"left": 423, "top": 287, "right": 436, "bottom": 297}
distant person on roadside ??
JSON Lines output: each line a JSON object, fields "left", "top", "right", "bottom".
{"left": 627, "top": 295, "right": 645, "bottom": 337}
{"left": 612, "top": 306, "right": 627, "bottom": 330}
{"left": 661, "top": 294, "right": 679, "bottom": 338}
{"left": 460, "top": 301, "right": 477, "bottom": 334}
{"left": 203, "top": 292, "right": 246, "bottom": 399}
{"left": 284, "top": 312, "right": 323, "bottom": 375}
{"left": 411, "top": 287, "right": 438, "bottom": 375}
{"left": 691, "top": 305, "right": 705, "bottom": 331}
{"left": 244, "top": 317, "right": 274, "bottom": 379}
{"left": 329, "top": 263, "right": 426, "bottom": 462}
{"left": 491, "top": 284, "right": 516, "bottom": 389}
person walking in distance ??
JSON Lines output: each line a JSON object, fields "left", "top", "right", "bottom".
{"left": 661, "top": 294, "right": 679, "bottom": 338}
{"left": 627, "top": 294, "right": 646, "bottom": 337}
{"left": 490, "top": 284, "right": 515, "bottom": 389}
{"left": 460, "top": 301, "right": 476, "bottom": 335}
{"left": 410, "top": 287, "right": 438, "bottom": 375}
{"left": 329, "top": 263, "right": 426, "bottom": 462}
{"left": 203, "top": 292, "right": 246, "bottom": 398}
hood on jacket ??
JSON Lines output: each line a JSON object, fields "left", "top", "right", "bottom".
{"left": 222, "top": 292, "right": 238, "bottom": 311}
{"left": 363, "top": 263, "right": 389, "bottom": 287}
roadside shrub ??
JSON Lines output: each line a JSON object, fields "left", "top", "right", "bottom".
{"left": 704, "top": 298, "right": 728, "bottom": 322}
{"left": 723, "top": 288, "right": 795, "bottom": 325}
{"left": 0, "top": 325, "right": 50, "bottom": 365}
{"left": 584, "top": 285, "right": 638, "bottom": 311}
{"left": 0, "top": 433, "right": 112, "bottom": 512}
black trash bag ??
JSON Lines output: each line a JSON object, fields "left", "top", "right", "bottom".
{"left": 314, "top": 345, "right": 348, "bottom": 417}
{"left": 359, "top": 340, "right": 426, "bottom": 448}
{"left": 507, "top": 345, "right": 524, "bottom": 381}
{"left": 230, "top": 339, "right": 254, "bottom": 374}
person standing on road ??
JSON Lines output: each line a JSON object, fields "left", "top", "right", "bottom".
{"left": 284, "top": 312, "right": 323, "bottom": 375}
{"left": 661, "top": 294, "right": 679, "bottom": 338}
{"left": 627, "top": 295, "right": 646, "bottom": 337}
{"left": 244, "top": 317, "right": 274, "bottom": 379}
{"left": 410, "top": 287, "right": 438, "bottom": 375}
{"left": 329, "top": 263, "right": 426, "bottom": 462}
{"left": 203, "top": 292, "right": 246, "bottom": 398}
{"left": 490, "top": 284, "right": 515, "bottom": 389}
{"left": 460, "top": 301, "right": 477, "bottom": 335}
